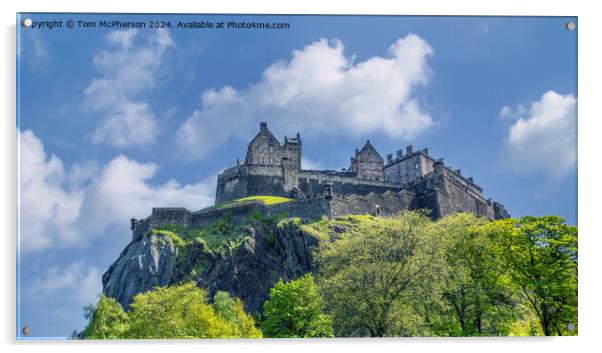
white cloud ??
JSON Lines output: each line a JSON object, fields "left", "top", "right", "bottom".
{"left": 27, "top": 259, "right": 101, "bottom": 305}
{"left": 176, "top": 34, "right": 434, "bottom": 160}
{"left": 18, "top": 130, "right": 83, "bottom": 252}
{"left": 499, "top": 103, "right": 527, "bottom": 120}
{"left": 301, "top": 157, "right": 323, "bottom": 170}
{"left": 84, "top": 29, "right": 174, "bottom": 147}
{"left": 499, "top": 105, "right": 512, "bottom": 119}
{"left": 77, "top": 155, "right": 216, "bottom": 236}
{"left": 18, "top": 130, "right": 216, "bottom": 253}
{"left": 504, "top": 91, "right": 576, "bottom": 178}
{"left": 90, "top": 102, "right": 157, "bottom": 147}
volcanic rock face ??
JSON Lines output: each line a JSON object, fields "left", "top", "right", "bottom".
{"left": 102, "top": 234, "right": 179, "bottom": 308}
{"left": 102, "top": 221, "right": 320, "bottom": 313}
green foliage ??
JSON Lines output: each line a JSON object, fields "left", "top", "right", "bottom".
{"left": 434, "top": 213, "right": 519, "bottom": 336}
{"left": 266, "top": 230, "right": 278, "bottom": 247}
{"left": 262, "top": 274, "right": 334, "bottom": 338}
{"left": 300, "top": 214, "right": 380, "bottom": 242}
{"left": 153, "top": 215, "right": 248, "bottom": 253}
{"left": 213, "top": 291, "right": 262, "bottom": 338}
{"left": 81, "top": 295, "right": 129, "bottom": 339}
{"left": 82, "top": 283, "right": 261, "bottom": 339}
{"left": 316, "top": 210, "right": 441, "bottom": 337}
{"left": 312, "top": 211, "right": 578, "bottom": 337}
{"left": 84, "top": 211, "right": 577, "bottom": 339}
{"left": 484, "top": 216, "right": 578, "bottom": 336}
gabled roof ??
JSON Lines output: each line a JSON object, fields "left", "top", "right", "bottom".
{"left": 356, "top": 140, "right": 384, "bottom": 162}
{"left": 249, "top": 122, "right": 280, "bottom": 146}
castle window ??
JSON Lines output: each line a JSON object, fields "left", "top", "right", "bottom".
{"left": 269, "top": 158, "right": 274, "bottom": 164}
{"left": 259, "top": 157, "right": 264, "bottom": 164}
{"left": 258, "top": 146, "right": 264, "bottom": 153}
{"left": 269, "top": 146, "right": 274, "bottom": 153}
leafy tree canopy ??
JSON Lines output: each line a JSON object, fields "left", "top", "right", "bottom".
{"left": 261, "top": 274, "right": 334, "bottom": 338}
{"left": 82, "top": 282, "right": 261, "bottom": 339}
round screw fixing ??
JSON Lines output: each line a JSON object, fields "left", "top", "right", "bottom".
{"left": 566, "top": 22, "right": 576, "bottom": 31}
{"left": 22, "top": 326, "right": 32, "bottom": 336}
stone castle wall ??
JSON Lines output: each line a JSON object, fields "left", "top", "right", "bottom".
{"left": 135, "top": 167, "right": 510, "bottom": 242}
{"left": 131, "top": 197, "right": 333, "bottom": 242}
{"left": 216, "top": 165, "right": 407, "bottom": 204}
{"left": 406, "top": 168, "right": 499, "bottom": 220}
{"left": 329, "top": 190, "right": 417, "bottom": 218}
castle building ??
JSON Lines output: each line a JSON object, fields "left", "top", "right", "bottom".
{"left": 245, "top": 122, "right": 301, "bottom": 169}
{"left": 213, "top": 122, "right": 507, "bottom": 220}
{"left": 130, "top": 122, "right": 508, "bottom": 242}
{"left": 347, "top": 140, "right": 384, "bottom": 181}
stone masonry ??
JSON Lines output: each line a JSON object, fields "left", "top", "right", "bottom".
{"left": 131, "top": 122, "right": 509, "bottom": 240}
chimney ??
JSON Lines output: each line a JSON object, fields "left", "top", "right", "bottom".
{"left": 386, "top": 154, "right": 393, "bottom": 164}
{"left": 260, "top": 122, "right": 267, "bottom": 130}
{"left": 350, "top": 157, "right": 355, "bottom": 164}
{"left": 396, "top": 149, "right": 403, "bottom": 159}
{"left": 423, "top": 148, "right": 428, "bottom": 155}
{"left": 355, "top": 148, "right": 359, "bottom": 156}
{"left": 406, "top": 145, "right": 413, "bottom": 154}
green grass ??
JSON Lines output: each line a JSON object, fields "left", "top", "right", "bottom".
{"left": 235, "top": 196, "right": 293, "bottom": 205}
{"left": 202, "top": 195, "right": 294, "bottom": 211}
{"left": 300, "top": 214, "right": 382, "bottom": 242}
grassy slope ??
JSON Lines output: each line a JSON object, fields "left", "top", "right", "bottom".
{"left": 201, "top": 195, "right": 293, "bottom": 212}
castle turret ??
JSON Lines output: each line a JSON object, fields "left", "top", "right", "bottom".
{"left": 433, "top": 159, "right": 444, "bottom": 174}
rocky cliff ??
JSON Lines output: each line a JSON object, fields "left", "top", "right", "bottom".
{"left": 102, "top": 217, "right": 324, "bottom": 313}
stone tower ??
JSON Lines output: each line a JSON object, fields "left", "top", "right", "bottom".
{"left": 245, "top": 122, "right": 302, "bottom": 169}
{"left": 384, "top": 145, "right": 435, "bottom": 184}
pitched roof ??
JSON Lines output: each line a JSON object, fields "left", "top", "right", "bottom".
{"left": 356, "top": 140, "right": 383, "bottom": 161}
{"left": 249, "top": 122, "right": 280, "bottom": 146}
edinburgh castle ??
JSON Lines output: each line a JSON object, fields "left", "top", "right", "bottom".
{"left": 130, "top": 122, "right": 508, "bottom": 242}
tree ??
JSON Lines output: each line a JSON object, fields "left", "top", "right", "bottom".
{"left": 213, "top": 291, "right": 263, "bottom": 338}
{"left": 261, "top": 274, "right": 334, "bottom": 338}
{"left": 484, "top": 216, "right": 578, "bottom": 336}
{"left": 436, "top": 213, "right": 518, "bottom": 336}
{"left": 81, "top": 283, "right": 261, "bottom": 339}
{"left": 81, "top": 295, "right": 129, "bottom": 339}
{"left": 316, "top": 211, "right": 442, "bottom": 337}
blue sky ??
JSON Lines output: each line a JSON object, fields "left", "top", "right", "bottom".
{"left": 16, "top": 14, "right": 577, "bottom": 338}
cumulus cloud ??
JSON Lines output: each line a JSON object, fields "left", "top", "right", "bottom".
{"left": 19, "top": 130, "right": 84, "bottom": 252}
{"left": 504, "top": 91, "right": 576, "bottom": 178}
{"left": 27, "top": 259, "right": 101, "bottom": 305}
{"left": 77, "top": 155, "right": 216, "bottom": 236}
{"left": 18, "top": 130, "right": 216, "bottom": 253}
{"left": 84, "top": 28, "right": 174, "bottom": 147}
{"left": 176, "top": 34, "right": 434, "bottom": 160}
